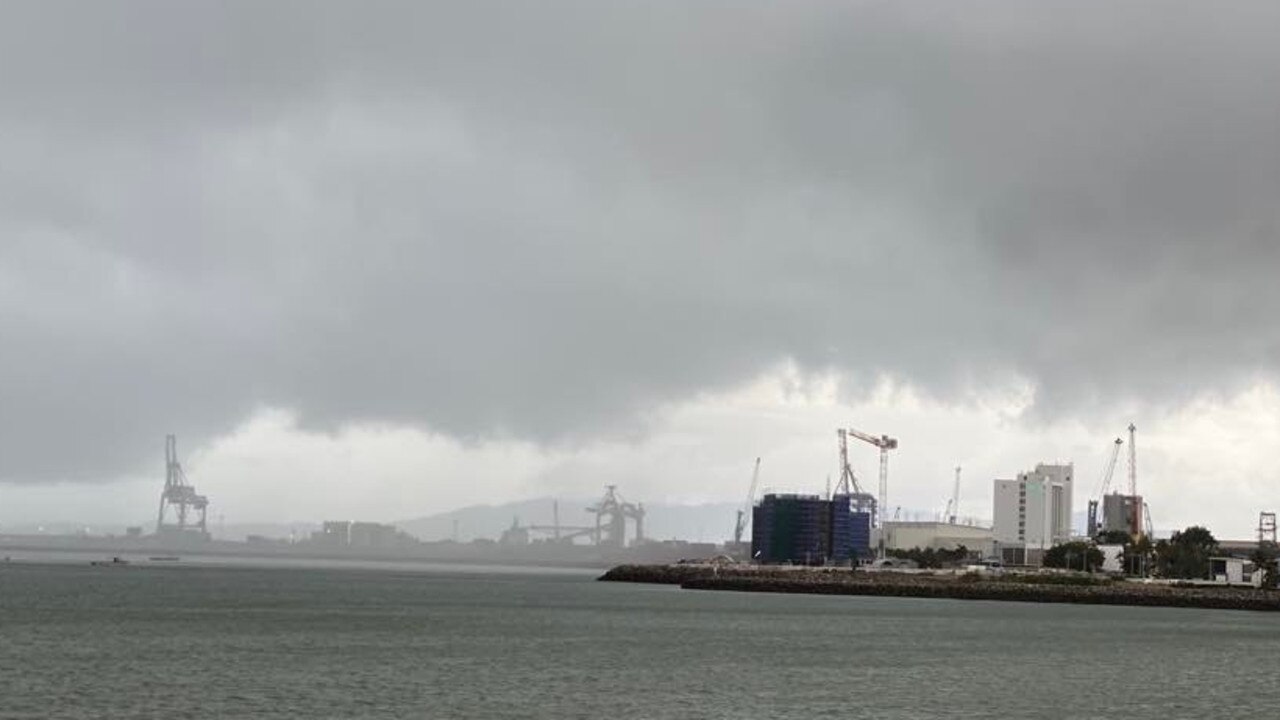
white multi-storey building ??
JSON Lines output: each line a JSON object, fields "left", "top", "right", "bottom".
{"left": 993, "top": 463, "right": 1074, "bottom": 551}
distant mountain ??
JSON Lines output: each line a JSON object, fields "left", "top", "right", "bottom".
{"left": 395, "top": 497, "right": 741, "bottom": 544}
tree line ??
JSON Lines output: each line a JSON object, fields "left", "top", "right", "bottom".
{"left": 1041, "top": 526, "right": 1278, "bottom": 587}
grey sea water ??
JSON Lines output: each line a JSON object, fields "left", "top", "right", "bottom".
{"left": 2, "top": 560, "right": 1278, "bottom": 719}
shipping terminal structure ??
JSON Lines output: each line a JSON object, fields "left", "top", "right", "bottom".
{"left": 155, "top": 434, "right": 210, "bottom": 542}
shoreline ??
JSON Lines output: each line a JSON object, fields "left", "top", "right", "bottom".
{"left": 0, "top": 534, "right": 696, "bottom": 571}
{"left": 599, "top": 564, "right": 1280, "bottom": 612}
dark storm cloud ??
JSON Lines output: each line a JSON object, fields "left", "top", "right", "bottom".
{"left": 3, "top": 1, "right": 1280, "bottom": 480}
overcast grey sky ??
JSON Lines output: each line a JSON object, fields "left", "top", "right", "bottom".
{"left": 3, "top": 2, "right": 1280, "bottom": 536}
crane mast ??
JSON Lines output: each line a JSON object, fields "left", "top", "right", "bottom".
{"left": 734, "top": 457, "right": 762, "bottom": 545}
{"left": 845, "top": 427, "right": 897, "bottom": 559}
{"left": 945, "top": 466, "right": 961, "bottom": 524}
{"left": 835, "top": 430, "right": 865, "bottom": 496}
{"left": 1100, "top": 438, "right": 1123, "bottom": 497}
{"left": 1127, "top": 423, "right": 1137, "bottom": 498}
{"left": 1086, "top": 437, "right": 1123, "bottom": 537}
{"left": 1127, "top": 423, "right": 1143, "bottom": 537}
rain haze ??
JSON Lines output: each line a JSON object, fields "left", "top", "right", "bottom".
{"left": 4, "top": 1, "right": 1280, "bottom": 539}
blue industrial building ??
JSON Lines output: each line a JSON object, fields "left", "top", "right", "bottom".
{"left": 751, "top": 493, "right": 873, "bottom": 565}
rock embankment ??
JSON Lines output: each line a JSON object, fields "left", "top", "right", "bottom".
{"left": 599, "top": 565, "right": 1280, "bottom": 612}
{"left": 600, "top": 564, "right": 717, "bottom": 585}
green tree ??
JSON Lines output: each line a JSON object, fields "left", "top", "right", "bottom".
{"left": 887, "top": 545, "right": 976, "bottom": 569}
{"left": 1096, "top": 529, "right": 1132, "bottom": 545}
{"left": 1155, "top": 526, "right": 1218, "bottom": 579}
{"left": 1043, "top": 541, "right": 1104, "bottom": 572}
{"left": 1093, "top": 530, "right": 1152, "bottom": 576}
{"left": 1251, "top": 541, "right": 1279, "bottom": 589}
{"left": 1127, "top": 534, "right": 1154, "bottom": 576}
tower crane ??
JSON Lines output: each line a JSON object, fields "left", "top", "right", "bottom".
{"left": 835, "top": 430, "right": 866, "bottom": 497}
{"left": 734, "top": 457, "right": 762, "bottom": 546}
{"left": 845, "top": 427, "right": 897, "bottom": 559}
{"left": 944, "top": 466, "right": 961, "bottom": 525}
{"left": 1086, "top": 438, "right": 1123, "bottom": 537}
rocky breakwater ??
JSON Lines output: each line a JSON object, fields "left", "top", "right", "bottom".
{"left": 599, "top": 565, "right": 1280, "bottom": 612}
{"left": 600, "top": 564, "right": 721, "bottom": 585}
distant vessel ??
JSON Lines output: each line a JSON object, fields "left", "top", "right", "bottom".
{"left": 90, "top": 557, "right": 130, "bottom": 567}
{"left": 148, "top": 556, "right": 180, "bottom": 562}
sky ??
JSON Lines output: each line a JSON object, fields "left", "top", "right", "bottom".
{"left": 3, "top": 1, "right": 1280, "bottom": 539}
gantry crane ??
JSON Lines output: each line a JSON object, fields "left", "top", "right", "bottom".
{"left": 156, "top": 434, "right": 209, "bottom": 538}
{"left": 1086, "top": 437, "right": 1123, "bottom": 537}
{"left": 586, "top": 486, "right": 645, "bottom": 548}
{"left": 844, "top": 427, "right": 897, "bottom": 558}
{"left": 734, "top": 458, "right": 762, "bottom": 545}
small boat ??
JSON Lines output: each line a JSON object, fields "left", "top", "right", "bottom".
{"left": 90, "top": 557, "right": 131, "bottom": 567}
{"left": 148, "top": 556, "right": 181, "bottom": 562}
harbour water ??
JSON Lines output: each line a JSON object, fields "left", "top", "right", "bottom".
{"left": 3, "top": 560, "right": 1279, "bottom": 718}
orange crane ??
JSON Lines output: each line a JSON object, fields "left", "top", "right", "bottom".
{"left": 845, "top": 427, "right": 898, "bottom": 558}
